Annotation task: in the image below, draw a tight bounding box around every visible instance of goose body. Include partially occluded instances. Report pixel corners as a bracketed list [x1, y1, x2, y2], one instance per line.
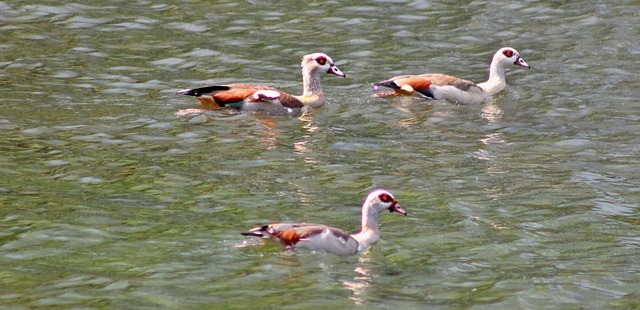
[374, 47, 530, 104]
[177, 53, 345, 115]
[241, 189, 407, 255]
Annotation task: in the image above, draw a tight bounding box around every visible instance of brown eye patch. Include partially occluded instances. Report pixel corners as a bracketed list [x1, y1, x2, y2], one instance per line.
[315, 56, 327, 66]
[379, 193, 393, 203]
[502, 49, 514, 58]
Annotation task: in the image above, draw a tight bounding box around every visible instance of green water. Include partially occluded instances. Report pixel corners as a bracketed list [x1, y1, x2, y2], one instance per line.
[1, 0, 639, 308]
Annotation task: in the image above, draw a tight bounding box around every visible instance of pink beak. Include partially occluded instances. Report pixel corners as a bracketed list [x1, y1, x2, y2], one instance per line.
[515, 56, 530, 69]
[328, 64, 346, 77]
[388, 202, 407, 215]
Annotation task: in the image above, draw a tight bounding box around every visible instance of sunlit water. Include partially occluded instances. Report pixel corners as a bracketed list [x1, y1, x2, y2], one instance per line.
[1, 0, 639, 308]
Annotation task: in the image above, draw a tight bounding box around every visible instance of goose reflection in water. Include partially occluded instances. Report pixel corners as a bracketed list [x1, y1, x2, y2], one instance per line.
[481, 102, 503, 124]
[340, 252, 374, 306]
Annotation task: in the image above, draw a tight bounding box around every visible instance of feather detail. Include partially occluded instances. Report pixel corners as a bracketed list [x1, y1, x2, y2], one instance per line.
[374, 47, 529, 104]
[241, 189, 407, 255]
[177, 53, 344, 114]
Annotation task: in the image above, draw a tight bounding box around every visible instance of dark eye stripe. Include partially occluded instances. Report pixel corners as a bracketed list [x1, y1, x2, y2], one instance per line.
[502, 49, 514, 58]
[316, 56, 327, 66]
[379, 193, 394, 203]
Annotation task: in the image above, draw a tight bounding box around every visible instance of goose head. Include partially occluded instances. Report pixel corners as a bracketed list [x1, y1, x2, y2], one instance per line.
[364, 189, 407, 216]
[495, 47, 530, 69]
[302, 53, 346, 78]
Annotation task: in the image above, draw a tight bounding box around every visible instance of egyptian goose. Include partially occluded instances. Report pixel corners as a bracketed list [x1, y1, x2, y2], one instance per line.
[176, 53, 345, 115]
[241, 189, 407, 255]
[374, 47, 530, 105]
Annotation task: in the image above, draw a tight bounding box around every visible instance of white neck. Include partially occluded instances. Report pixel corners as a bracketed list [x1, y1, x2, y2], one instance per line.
[476, 58, 507, 96]
[302, 66, 324, 96]
[351, 205, 380, 250]
[295, 66, 325, 108]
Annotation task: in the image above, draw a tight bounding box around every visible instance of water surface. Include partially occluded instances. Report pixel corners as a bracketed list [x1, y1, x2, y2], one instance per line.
[1, 0, 639, 308]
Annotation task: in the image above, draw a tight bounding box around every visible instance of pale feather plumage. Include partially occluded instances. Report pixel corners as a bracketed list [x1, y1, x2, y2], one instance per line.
[177, 53, 345, 115]
[241, 189, 407, 255]
[374, 47, 530, 105]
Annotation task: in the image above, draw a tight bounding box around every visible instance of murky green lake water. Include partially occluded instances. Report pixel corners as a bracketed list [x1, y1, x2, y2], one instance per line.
[1, 0, 639, 308]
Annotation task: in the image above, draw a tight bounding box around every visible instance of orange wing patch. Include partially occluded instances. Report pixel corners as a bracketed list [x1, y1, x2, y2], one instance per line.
[278, 229, 302, 246]
[195, 96, 220, 108]
[419, 74, 476, 91]
[211, 88, 257, 104]
[276, 225, 326, 247]
[418, 74, 457, 85]
[227, 84, 275, 91]
[393, 77, 432, 94]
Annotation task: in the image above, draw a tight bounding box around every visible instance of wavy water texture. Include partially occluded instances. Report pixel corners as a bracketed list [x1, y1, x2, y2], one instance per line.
[1, 0, 639, 308]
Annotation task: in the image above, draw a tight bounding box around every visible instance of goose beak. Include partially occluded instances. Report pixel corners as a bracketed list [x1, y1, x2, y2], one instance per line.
[388, 202, 407, 215]
[515, 56, 530, 69]
[328, 64, 346, 77]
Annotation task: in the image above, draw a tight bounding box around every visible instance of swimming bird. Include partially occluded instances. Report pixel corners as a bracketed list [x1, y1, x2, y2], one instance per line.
[177, 53, 345, 115]
[374, 47, 530, 104]
[241, 189, 407, 255]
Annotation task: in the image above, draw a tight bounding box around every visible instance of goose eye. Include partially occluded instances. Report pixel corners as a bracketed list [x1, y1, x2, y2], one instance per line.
[315, 56, 327, 66]
[502, 49, 514, 58]
[378, 193, 393, 203]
